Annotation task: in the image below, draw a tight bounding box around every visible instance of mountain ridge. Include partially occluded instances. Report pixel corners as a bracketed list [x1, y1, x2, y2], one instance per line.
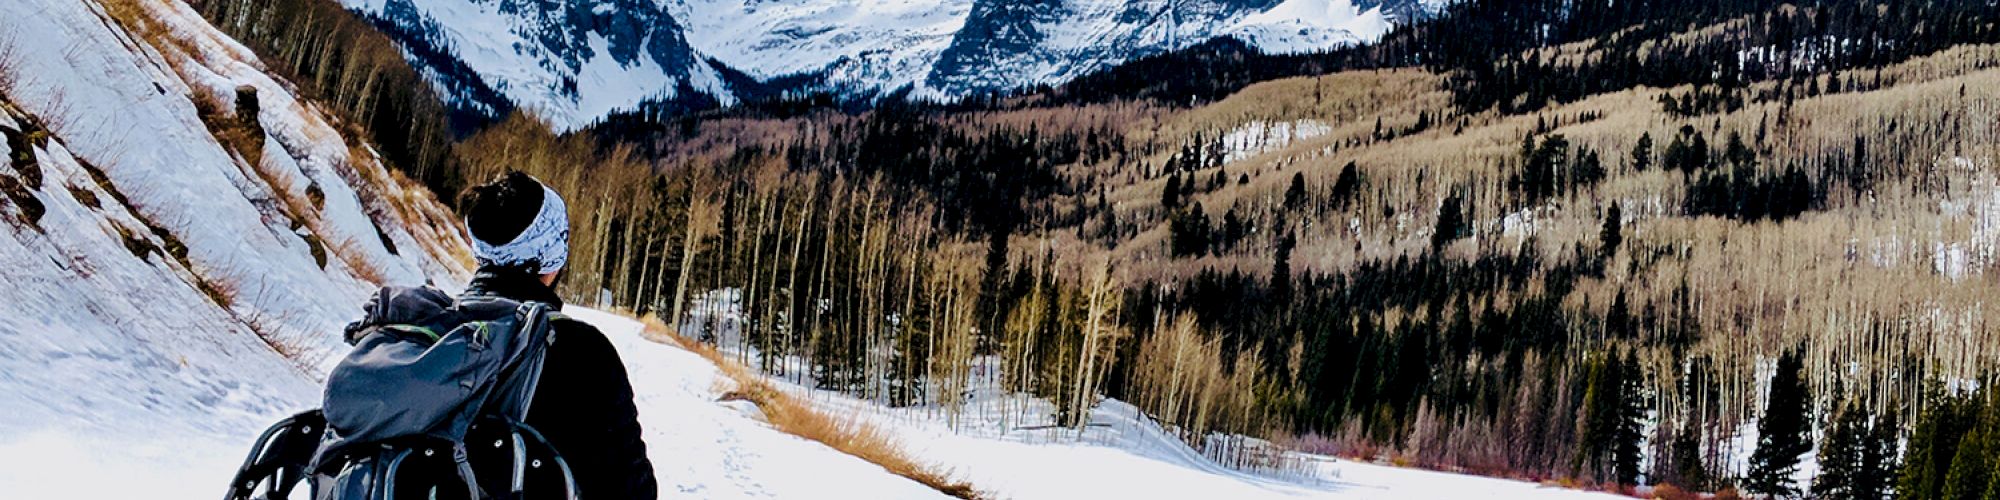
[345, 0, 1430, 130]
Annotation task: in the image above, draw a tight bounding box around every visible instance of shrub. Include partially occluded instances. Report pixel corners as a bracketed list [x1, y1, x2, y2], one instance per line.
[66, 183, 100, 210]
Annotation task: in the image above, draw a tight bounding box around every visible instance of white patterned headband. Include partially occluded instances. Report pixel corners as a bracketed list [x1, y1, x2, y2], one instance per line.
[468, 184, 570, 273]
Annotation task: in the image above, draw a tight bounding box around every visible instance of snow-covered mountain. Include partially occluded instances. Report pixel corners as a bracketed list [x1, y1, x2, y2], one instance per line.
[346, 0, 1429, 130]
[347, 0, 730, 128]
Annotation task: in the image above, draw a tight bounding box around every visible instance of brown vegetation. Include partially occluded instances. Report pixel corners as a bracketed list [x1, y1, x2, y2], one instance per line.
[639, 316, 983, 499]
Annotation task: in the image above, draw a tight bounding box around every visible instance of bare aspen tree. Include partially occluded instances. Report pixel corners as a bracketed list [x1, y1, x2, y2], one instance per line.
[1070, 259, 1127, 433]
[667, 171, 717, 334]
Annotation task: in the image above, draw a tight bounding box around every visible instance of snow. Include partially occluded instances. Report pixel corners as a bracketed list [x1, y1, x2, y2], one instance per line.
[671, 0, 975, 94]
[375, 0, 593, 123]
[348, 0, 1400, 126]
[675, 289, 1623, 499]
[0, 0, 459, 494]
[575, 33, 679, 123]
[642, 312, 1632, 500]
[340, 0, 730, 130]
[0, 0, 471, 357]
[1225, 0, 1391, 55]
[1222, 119, 1335, 163]
[570, 309, 957, 500]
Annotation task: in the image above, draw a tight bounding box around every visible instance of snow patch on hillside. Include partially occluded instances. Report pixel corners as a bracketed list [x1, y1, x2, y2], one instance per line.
[1223, 119, 1334, 163]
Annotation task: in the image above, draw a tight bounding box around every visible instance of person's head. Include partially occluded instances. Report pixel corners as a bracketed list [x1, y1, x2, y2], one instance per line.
[459, 171, 570, 285]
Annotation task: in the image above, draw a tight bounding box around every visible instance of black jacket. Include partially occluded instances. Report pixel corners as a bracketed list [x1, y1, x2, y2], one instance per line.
[463, 268, 659, 500]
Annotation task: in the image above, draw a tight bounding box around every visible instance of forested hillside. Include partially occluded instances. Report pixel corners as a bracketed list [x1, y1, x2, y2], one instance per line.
[192, 0, 2000, 496]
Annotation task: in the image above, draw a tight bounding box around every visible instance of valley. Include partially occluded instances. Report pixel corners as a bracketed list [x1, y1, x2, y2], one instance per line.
[4, 0, 2000, 498]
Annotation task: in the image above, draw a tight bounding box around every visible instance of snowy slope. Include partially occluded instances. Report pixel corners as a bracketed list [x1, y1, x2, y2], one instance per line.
[676, 290, 1627, 499]
[607, 313, 1628, 500]
[0, 0, 467, 495]
[801, 392, 1630, 500]
[691, 345, 1632, 500]
[346, 0, 1414, 129]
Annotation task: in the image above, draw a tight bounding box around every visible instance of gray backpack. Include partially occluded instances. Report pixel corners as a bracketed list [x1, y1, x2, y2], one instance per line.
[224, 286, 579, 500]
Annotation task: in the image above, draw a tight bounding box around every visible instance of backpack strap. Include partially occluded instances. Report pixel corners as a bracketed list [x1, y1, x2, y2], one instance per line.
[484, 301, 556, 423]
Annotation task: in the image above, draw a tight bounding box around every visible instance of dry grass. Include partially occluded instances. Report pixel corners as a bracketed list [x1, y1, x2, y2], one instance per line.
[1649, 483, 1700, 500]
[325, 236, 387, 285]
[194, 273, 236, 308]
[637, 315, 984, 499]
[92, 0, 204, 63]
[193, 85, 267, 167]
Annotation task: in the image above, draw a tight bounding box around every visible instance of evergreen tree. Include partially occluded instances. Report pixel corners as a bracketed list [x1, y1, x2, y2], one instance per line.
[1745, 351, 1811, 497]
[1724, 131, 1756, 172]
[974, 224, 1012, 352]
[1664, 129, 1691, 174]
[1857, 410, 1901, 500]
[1272, 230, 1296, 307]
[1330, 161, 1360, 209]
[1574, 351, 1641, 484]
[1606, 290, 1633, 340]
[1631, 132, 1654, 172]
[1901, 396, 1973, 500]
[1665, 126, 1711, 175]
[1169, 202, 1213, 257]
[1220, 207, 1246, 252]
[1940, 427, 1990, 500]
[1689, 131, 1711, 174]
[1988, 458, 2000, 500]
[1575, 354, 1617, 477]
[1600, 202, 1623, 258]
[1431, 190, 1466, 251]
[1285, 172, 1309, 210]
[1612, 351, 1645, 485]
[1666, 422, 1709, 490]
[1163, 173, 1182, 209]
[1814, 401, 1868, 499]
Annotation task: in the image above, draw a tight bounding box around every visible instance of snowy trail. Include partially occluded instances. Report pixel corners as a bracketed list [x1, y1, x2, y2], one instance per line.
[570, 308, 951, 499]
[0, 307, 948, 499]
[756, 361, 1631, 500]
[600, 310, 1630, 500]
[1, 305, 1631, 499]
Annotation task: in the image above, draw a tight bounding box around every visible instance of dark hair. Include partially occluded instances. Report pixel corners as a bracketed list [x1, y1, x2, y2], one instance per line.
[457, 171, 545, 246]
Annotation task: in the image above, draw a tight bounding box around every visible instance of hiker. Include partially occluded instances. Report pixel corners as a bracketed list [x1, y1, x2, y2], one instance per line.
[456, 171, 658, 499]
